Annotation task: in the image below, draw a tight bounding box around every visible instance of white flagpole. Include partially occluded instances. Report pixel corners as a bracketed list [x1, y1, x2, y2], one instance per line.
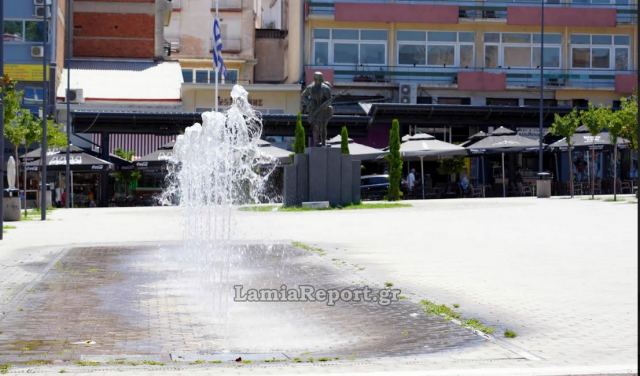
[214, 0, 219, 112]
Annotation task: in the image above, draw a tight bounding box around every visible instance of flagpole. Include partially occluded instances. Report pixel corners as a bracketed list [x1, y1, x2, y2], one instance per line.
[214, 0, 219, 112]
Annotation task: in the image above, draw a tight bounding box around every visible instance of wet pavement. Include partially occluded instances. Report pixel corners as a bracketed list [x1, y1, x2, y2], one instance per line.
[0, 243, 483, 364]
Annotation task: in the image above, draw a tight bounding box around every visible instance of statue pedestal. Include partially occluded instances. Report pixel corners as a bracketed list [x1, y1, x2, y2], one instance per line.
[283, 147, 361, 207]
[3, 190, 21, 221]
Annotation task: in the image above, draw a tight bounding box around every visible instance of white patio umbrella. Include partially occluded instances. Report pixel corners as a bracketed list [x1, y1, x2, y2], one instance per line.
[326, 135, 387, 161]
[400, 133, 467, 199]
[256, 139, 292, 165]
[467, 126, 541, 198]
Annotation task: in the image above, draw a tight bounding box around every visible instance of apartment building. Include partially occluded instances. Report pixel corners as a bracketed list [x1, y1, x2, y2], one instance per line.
[165, 0, 302, 114]
[305, 0, 638, 146]
[2, 0, 64, 115]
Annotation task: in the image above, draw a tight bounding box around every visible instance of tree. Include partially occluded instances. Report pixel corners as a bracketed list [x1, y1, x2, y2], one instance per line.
[4, 110, 28, 188]
[618, 95, 638, 153]
[2, 78, 25, 188]
[386, 119, 403, 201]
[114, 148, 135, 162]
[340, 126, 349, 155]
[550, 109, 580, 197]
[580, 104, 608, 199]
[293, 113, 306, 154]
[607, 107, 625, 201]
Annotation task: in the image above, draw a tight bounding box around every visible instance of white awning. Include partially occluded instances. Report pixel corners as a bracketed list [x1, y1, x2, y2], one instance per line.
[57, 60, 183, 102]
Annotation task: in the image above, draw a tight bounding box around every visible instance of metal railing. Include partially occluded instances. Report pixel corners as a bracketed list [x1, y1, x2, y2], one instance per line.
[308, 0, 637, 23]
[305, 64, 636, 89]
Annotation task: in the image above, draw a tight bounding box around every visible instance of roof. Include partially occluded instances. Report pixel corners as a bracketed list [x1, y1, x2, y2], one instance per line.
[57, 61, 183, 102]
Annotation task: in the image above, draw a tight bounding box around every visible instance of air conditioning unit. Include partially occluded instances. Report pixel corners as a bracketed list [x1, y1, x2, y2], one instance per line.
[34, 5, 51, 18]
[33, 0, 45, 5]
[399, 83, 417, 104]
[31, 46, 44, 58]
[66, 89, 85, 104]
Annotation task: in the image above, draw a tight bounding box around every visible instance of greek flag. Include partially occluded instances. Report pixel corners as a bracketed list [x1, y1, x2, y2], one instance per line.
[212, 17, 226, 83]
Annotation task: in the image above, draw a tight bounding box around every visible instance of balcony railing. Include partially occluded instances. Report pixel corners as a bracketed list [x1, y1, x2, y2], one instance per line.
[305, 64, 636, 90]
[308, 0, 637, 23]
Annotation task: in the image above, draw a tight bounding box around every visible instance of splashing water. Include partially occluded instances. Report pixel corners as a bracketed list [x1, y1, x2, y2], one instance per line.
[161, 85, 277, 348]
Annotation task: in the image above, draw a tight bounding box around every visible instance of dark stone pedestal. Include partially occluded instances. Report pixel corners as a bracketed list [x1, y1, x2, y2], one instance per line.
[283, 147, 361, 207]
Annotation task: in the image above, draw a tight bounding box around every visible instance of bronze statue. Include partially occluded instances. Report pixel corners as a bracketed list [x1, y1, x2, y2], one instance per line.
[301, 72, 333, 146]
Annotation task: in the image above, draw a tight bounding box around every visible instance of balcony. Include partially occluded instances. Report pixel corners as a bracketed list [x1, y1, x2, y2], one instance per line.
[308, 1, 637, 24]
[304, 64, 634, 91]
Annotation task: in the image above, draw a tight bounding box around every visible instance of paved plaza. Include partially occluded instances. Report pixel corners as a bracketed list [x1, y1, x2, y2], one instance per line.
[0, 197, 637, 375]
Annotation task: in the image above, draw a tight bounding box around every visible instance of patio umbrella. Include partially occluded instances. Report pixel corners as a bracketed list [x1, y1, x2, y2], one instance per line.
[256, 139, 292, 165]
[462, 131, 489, 196]
[548, 126, 630, 198]
[135, 141, 175, 169]
[25, 152, 113, 172]
[326, 135, 387, 161]
[20, 145, 84, 162]
[467, 126, 541, 198]
[460, 130, 488, 147]
[547, 125, 630, 150]
[400, 133, 467, 199]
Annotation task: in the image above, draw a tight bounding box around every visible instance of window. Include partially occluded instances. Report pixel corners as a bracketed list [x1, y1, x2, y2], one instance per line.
[312, 28, 387, 66]
[484, 32, 562, 69]
[195, 70, 209, 83]
[3, 19, 45, 42]
[181, 68, 238, 84]
[486, 98, 519, 106]
[438, 97, 470, 105]
[570, 34, 630, 70]
[571, 0, 629, 4]
[523, 98, 558, 107]
[182, 69, 193, 83]
[397, 31, 475, 68]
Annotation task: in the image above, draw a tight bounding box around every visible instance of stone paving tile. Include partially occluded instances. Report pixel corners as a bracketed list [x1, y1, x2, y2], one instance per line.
[0, 244, 503, 365]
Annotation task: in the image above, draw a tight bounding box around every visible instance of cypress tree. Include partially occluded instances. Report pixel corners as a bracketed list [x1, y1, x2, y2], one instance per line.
[340, 126, 350, 155]
[386, 119, 403, 201]
[294, 113, 306, 154]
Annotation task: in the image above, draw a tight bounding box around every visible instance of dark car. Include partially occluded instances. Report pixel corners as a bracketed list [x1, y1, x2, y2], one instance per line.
[361, 174, 389, 200]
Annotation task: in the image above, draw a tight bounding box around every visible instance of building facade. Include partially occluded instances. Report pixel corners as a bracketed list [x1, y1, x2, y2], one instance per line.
[3, 0, 63, 115]
[165, 0, 302, 115]
[305, 0, 638, 145]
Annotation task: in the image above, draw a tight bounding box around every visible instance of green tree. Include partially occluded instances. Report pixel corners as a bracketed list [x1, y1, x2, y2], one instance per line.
[4, 110, 28, 188]
[580, 104, 608, 199]
[618, 96, 638, 153]
[340, 126, 349, 155]
[293, 113, 306, 154]
[2, 78, 25, 188]
[386, 119, 402, 201]
[550, 109, 580, 197]
[607, 107, 625, 201]
[114, 148, 135, 162]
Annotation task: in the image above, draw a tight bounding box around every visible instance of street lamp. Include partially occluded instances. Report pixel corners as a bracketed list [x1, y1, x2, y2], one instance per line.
[40, 0, 50, 220]
[1, 0, 5, 239]
[538, 0, 544, 174]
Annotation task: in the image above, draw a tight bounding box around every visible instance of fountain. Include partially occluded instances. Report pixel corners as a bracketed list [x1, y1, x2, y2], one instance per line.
[160, 85, 278, 346]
